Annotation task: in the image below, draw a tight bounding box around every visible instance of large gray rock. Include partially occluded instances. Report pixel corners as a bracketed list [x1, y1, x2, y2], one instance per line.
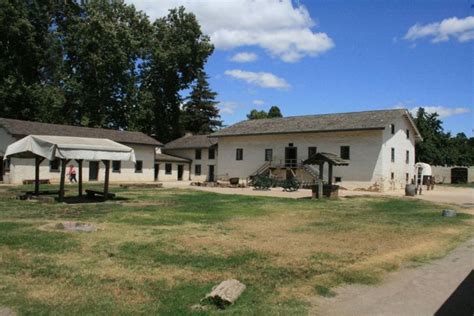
[441, 209, 457, 217]
[0, 307, 16, 316]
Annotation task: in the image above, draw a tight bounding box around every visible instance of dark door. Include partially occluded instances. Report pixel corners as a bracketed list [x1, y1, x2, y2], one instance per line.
[208, 165, 215, 182]
[154, 163, 159, 181]
[285, 147, 298, 168]
[451, 167, 468, 184]
[89, 161, 99, 181]
[177, 165, 184, 181]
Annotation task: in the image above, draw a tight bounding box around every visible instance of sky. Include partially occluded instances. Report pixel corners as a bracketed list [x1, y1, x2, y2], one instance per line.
[127, 0, 473, 136]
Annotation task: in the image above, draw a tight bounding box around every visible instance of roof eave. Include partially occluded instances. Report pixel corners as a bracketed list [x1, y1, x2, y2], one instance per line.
[212, 127, 385, 138]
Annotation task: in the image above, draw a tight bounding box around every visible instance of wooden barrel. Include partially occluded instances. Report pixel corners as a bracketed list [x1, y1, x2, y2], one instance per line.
[229, 177, 239, 185]
[405, 184, 416, 196]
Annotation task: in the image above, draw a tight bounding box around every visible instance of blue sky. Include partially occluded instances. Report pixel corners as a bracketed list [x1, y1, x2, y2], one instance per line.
[130, 0, 473, 136]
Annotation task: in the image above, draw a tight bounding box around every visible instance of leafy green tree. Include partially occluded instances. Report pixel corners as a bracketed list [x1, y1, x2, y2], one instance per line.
[268, 106, 283, 118]
[247, 106, 283, 120]
[136, 7, 214, 142]
[181, 72, 222, 134]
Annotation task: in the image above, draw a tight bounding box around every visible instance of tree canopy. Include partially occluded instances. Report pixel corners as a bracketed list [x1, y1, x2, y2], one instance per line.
[0, 0, 220, 143]
[247, 106, 283, 120]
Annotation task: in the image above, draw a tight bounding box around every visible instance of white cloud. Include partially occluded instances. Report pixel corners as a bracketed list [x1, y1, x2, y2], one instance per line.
[219, 101, 239, 115]
[404, 16, 474, 43]
[224, 69, 290, 89]
[409, 106, 471, 118]
[127, 0, 334, 62]
[230, 52, 258, 63]
[252, 99, 265, 105]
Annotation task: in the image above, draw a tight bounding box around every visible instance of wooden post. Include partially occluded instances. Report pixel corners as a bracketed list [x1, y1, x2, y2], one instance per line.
[318, 162, 324, 199]
[34, 156, 41, 195]
[103, 160, 110, 200]
[77, 159, 83, 197]
[328, 164, 333, 186]
[59, 159, 67, 202]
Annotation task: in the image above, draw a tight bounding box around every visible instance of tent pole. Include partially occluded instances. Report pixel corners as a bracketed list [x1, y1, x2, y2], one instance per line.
[59, 159, 67, 202]
[103, 160, 110, 200]
[34, 156, 40, 195]
[77, 159, 83, 197]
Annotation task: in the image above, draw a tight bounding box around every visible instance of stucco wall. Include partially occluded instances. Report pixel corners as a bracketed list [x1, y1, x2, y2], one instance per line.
[382, 116, 417, 190]
[155, 161, 189, 182]
[431, 166, 474, 183]
[164, 147, 218, 182]
[216, 130, 386, 190]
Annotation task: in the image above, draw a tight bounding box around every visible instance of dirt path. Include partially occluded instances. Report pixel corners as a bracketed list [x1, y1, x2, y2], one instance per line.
[311, 238, 474, 316]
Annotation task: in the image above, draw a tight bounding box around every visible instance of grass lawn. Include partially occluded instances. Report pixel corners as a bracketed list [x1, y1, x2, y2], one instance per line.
[0, 185, 473, 315]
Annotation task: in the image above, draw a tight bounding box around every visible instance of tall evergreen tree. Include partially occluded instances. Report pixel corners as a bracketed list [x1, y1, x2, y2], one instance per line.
[181, 72, 222, 134]
[268, 106, 283, 118]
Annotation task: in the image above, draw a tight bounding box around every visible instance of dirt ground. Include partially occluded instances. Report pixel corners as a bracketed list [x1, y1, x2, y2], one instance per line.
[311, 237, 474, 316]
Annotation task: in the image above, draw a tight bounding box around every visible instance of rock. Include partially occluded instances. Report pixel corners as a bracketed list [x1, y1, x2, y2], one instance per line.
[55, 221, 98, 232]
[0, 307, 16, 316]
[442, 209, 457, 217]
[203, 279, 246, 309]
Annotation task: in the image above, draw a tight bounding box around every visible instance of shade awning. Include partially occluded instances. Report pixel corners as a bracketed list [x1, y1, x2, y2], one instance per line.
[303, 152, 349, 166]
[4, 135, 136, 162]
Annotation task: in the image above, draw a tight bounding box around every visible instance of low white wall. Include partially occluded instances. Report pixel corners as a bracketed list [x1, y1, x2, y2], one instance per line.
[164, 148, 217, 182]
[432, 165, 474, 183]
[155, 161, 189, 182]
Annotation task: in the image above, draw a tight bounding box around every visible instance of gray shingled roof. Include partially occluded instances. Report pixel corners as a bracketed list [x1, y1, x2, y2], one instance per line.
[0, 117, 162, 146]
[155, 153, 191, 162]
[212, 109, 422, 139]
[164, 134, 218, 149]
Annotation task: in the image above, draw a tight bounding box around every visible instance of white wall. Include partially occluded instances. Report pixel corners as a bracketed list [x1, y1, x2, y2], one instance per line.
[164, 147, 218, 182]
[155, 161, 190, 182]
[216, 130, 386, 190]
[432, 166, 474, 183]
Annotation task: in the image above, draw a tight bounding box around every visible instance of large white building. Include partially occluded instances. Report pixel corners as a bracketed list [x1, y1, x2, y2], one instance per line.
[211, 109, 422, 191]
[0, 118, 161, 184]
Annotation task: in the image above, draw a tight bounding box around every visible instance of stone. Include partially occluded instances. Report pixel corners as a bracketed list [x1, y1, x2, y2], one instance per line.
[0, 307, 16, 316]
[441, 209, 457, 217]
[55, 221, 98, 232]
[203, 279, 246, 309]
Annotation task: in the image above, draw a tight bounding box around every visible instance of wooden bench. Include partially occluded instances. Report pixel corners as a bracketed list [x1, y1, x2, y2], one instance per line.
[85, 189, 116, 199]
[23, 179, 50, 185]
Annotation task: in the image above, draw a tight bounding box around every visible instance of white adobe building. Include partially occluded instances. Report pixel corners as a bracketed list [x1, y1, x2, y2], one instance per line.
[211, 109, 422, 191]
[0, 118, 161, 184]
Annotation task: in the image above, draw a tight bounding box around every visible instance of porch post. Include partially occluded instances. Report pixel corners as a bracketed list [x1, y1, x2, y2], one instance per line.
[318, 162, 324, 199]
[77, 159, 83, 197]
[103, 160, 110, 200]
[328, 164, 333, 186]
[59, 159, 67, 202]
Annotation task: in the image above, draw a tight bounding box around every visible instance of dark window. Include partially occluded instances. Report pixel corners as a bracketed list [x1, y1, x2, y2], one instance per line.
[335, 177, 342, 182]
[112, 161, 121, 173]
[406, 150, 410, 164]
[236, 148, 243, 161]
[195, 164, 201, 175]
[391, 172, 395, 180]
[4, 158, 11, 172]
[340, 146, 350, 160]
[49, 159, 60, 172]
[135, 160, 143, 173]
[195, 149, 202, 160]
[391, 148, 395, 162]
[208, 148, 215, 160]
[288, 143, 294, 147]
[265, 149, 273, 161]
[165, 163, 172, 174]
[308, 146, 317, 158]
[390, 124, 395, 134]
[406, 129, 410, 139]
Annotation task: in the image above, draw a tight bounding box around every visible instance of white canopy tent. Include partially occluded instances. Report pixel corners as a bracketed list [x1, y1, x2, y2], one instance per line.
[4, 135, 136, 201]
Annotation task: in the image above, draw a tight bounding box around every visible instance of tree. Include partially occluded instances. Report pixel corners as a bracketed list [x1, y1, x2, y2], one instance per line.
[247, 106, 283, 120]
[181, 72, 222, 134]
[136, 7, 214, 142]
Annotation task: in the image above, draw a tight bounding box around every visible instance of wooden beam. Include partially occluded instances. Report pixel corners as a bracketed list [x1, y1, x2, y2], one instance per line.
[328, 164, 333, 186]
[77, 159, 83, 197]
[103, 160, 110, 200]
[318, 162, 324, 199]
[59, 159, 67, 202]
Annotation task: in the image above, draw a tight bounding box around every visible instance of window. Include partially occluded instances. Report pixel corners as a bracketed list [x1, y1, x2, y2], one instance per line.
[288, 143, 294, 147]
[195, 149, 202, 160]
[390, 124, 395, 134]
[340, 146, 350, 160]
[135, 160, 143, 173]
[112, 161, 121, 173]
[391, 172, 395, 180]
[308, 147, 317, 158]
[406, 129, 410, 139]
[208, 148, 215, 160]
[165, 163, 172, 174]
[236, 148, 243, 160]
[4, 158, 11, 172]
[195, 164, 201, 175]
[49, 159, 60, 172]
[406, 150, 410, 164]
[265, 149, 273, 161]
[391, 148, 395, 162]
[335, 177, 342, 182]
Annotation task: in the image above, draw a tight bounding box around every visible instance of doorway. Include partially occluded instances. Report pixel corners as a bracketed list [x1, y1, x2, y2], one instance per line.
[89, 161, 99, 181]
[208, 165, 215, 182]
[285, 146, 298, 168]
[177, 165, 184, 181]
[451, 167, 468, 184]
[154, 163, 159, 181]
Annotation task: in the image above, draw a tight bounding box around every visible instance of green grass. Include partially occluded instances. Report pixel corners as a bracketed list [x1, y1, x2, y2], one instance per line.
[0, 185, 472, 315]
